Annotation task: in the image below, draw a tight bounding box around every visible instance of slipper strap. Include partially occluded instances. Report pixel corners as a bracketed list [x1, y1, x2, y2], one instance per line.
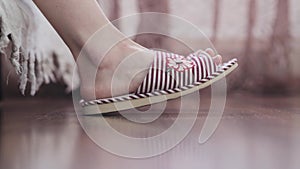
[135, 51, 217, 94]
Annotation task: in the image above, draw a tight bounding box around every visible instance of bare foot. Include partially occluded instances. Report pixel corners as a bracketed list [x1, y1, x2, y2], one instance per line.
[79, 43, 223, 100]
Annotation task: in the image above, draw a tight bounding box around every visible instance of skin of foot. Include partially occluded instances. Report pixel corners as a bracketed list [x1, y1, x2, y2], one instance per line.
[78, 42, 223, 100]
[32, 0, 223, 100]
[78, 40, 155, 100]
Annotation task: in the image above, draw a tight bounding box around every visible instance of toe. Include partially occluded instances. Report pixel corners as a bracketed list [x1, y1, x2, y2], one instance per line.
[213, 54, 222, 65]
[205, 48, 215, 57]
[194, 49, 204, 55]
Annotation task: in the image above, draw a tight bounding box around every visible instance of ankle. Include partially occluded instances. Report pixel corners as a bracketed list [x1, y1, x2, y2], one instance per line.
[71, 31, 144, 60]
[68, 22, 114, 56]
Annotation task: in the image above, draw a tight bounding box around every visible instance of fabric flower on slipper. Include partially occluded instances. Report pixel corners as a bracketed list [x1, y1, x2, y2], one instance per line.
[166, 55, 195, 72]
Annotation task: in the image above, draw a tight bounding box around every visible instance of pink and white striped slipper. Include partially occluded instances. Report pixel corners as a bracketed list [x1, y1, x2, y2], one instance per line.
[80, 51, 238, 115]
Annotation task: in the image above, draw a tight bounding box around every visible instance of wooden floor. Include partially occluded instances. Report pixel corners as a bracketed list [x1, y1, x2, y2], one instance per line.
[0, 92, 300, 169]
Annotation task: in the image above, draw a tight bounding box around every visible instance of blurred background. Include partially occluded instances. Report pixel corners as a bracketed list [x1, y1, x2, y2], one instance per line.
[1, 0, 300, 98]
[105, 0, 300, 94]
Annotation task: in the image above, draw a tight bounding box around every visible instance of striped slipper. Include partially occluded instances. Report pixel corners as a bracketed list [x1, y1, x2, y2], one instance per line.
[80, 51, 238, 115]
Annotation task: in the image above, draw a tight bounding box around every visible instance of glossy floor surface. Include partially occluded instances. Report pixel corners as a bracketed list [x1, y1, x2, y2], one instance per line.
[1, 92, 300, 169]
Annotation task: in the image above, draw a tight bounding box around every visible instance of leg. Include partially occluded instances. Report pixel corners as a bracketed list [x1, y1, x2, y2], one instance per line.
[32, 0, 222, 100]
[32, 0, 145, 58]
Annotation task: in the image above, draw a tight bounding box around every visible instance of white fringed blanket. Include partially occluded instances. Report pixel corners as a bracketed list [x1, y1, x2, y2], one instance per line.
[0, 0, 79, 95]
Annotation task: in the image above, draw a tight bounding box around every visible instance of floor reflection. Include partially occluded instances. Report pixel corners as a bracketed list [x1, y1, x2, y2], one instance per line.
[0, 93, 300, 169]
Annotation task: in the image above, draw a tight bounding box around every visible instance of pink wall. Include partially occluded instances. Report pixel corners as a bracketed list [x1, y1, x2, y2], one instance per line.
[101, 0, 300, 93]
